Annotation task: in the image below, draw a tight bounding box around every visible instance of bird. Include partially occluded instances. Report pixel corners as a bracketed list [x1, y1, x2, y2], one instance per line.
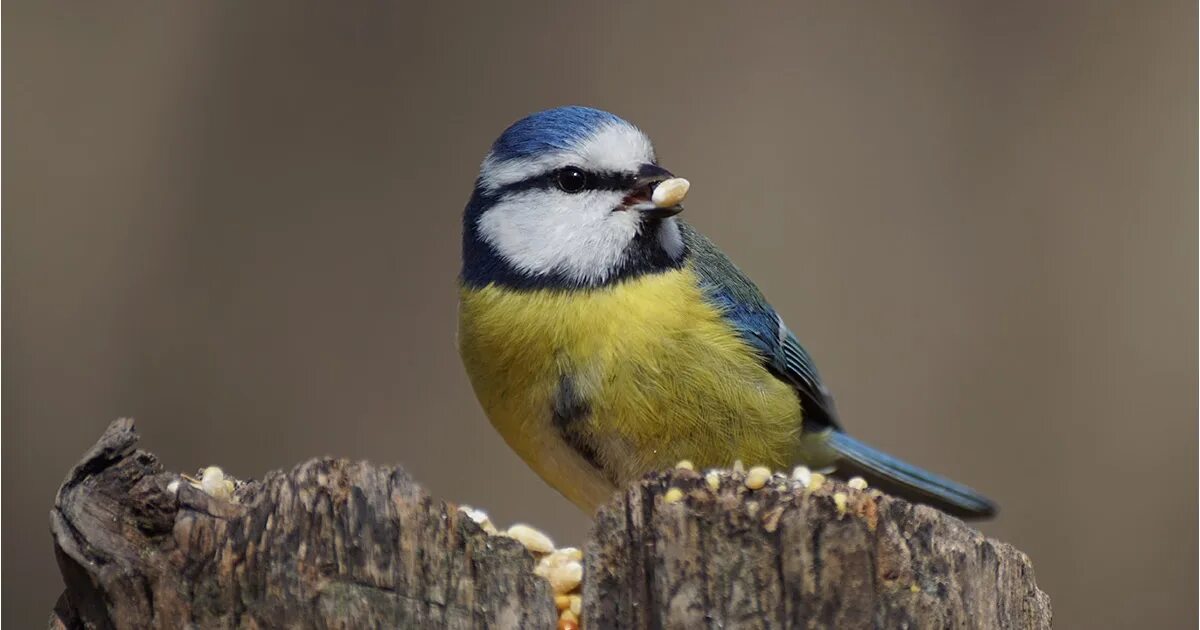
[457, 106, 995, 519]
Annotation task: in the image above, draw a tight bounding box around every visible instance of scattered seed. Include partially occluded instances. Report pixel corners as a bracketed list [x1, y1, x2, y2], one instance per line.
[458, 505, 498, 534]
[506, 524, 555, 554]
[705, 471, 721, 492]
[534, 556, 553, 579]
[807, 472, 826, 491]
[549, 561, 583, 594]
[535, 548, 573, 580]
[200, 467, 233, 501]
[458, 505, 486, 523]
[744, 466, 772, 490]
[791, 466, 812, 487]
[558, 608, 580, 630]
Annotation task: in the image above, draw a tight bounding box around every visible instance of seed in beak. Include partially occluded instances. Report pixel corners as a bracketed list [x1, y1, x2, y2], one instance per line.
[652, 178, 690, 208]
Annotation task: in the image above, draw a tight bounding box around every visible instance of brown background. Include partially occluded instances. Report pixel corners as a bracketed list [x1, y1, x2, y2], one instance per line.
[5, 2, 1196, 627]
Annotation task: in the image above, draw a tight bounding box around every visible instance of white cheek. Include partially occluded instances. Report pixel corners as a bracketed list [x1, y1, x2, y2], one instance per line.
[477, 190, 640, 284]
[659, 218, 684, 260]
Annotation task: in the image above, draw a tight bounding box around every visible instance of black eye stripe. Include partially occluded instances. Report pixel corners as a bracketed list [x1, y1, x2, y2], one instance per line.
[496, 168, 636, 196]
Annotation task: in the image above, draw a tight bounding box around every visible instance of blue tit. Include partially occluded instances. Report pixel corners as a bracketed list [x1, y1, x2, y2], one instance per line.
[457, 106, 995, 519]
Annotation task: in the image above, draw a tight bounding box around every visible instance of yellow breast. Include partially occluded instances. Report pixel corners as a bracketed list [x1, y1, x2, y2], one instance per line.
[458, 266, 803, 512]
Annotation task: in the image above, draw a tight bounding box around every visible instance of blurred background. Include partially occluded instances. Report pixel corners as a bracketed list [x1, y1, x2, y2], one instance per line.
[5, 2, 1195, 627]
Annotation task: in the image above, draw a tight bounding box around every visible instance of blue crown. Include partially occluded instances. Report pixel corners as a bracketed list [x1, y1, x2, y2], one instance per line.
[489, 106, 630, 162]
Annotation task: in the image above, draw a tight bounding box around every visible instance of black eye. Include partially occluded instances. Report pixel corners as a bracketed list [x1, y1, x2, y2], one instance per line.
[555, 167, 589, 194]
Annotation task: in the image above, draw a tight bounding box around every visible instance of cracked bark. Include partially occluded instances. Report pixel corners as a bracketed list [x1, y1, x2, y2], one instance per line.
[49, 419, 1050, 629]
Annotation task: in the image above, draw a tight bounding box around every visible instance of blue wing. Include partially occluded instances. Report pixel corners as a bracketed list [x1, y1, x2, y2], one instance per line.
[678, 223, 999, 518]
[681, 223, 842, 432]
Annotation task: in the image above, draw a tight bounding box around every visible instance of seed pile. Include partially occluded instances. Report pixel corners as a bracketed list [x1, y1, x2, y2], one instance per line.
[458, 508, 584, 629]
[660, 460, 870, 511]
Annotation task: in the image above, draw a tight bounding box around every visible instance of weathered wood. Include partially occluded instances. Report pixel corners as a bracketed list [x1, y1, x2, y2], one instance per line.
[49, 419, 556, 629]
[585, 470, 1051, 629]
[50, 420, 1051, 629]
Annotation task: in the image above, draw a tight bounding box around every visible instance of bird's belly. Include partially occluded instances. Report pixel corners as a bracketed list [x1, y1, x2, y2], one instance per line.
[458, 268, 802, 511]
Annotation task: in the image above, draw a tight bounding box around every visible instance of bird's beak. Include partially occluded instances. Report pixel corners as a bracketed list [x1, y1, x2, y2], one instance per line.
[627, 164, 690, 219]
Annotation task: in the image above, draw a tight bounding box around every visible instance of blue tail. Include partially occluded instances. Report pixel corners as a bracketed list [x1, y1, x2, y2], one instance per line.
[826, 432, 996, 519]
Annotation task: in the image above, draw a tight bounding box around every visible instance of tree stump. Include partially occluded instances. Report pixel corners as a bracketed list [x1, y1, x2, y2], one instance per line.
[49, 419, 1051, 628]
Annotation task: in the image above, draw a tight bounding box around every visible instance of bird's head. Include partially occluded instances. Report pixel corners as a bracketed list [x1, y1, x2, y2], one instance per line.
[461, 106, 690, 289]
